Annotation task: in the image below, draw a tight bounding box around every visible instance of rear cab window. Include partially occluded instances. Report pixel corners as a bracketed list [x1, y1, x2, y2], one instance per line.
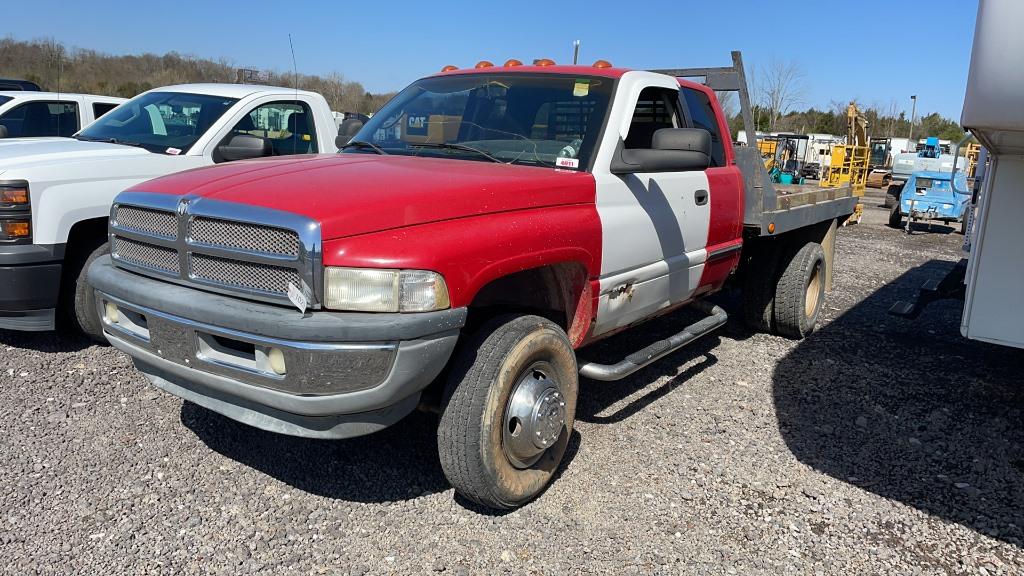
[679, 87, 726, 167]
[92, 102, 119, 119]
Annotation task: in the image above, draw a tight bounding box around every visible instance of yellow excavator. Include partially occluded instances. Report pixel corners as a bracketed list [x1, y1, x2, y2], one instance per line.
[821, 102, 870, 223]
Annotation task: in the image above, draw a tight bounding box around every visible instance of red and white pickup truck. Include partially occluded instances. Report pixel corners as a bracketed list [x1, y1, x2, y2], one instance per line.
[88, 53, 856, 509]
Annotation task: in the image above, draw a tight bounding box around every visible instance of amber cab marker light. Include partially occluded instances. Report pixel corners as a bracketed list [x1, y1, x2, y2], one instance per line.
[533, 58, 556, 67]
[593, 59, 613, 68]
[440, 65, 458, 72]
[768, 222, 776, 234]
[503, 59, 523, 67]
[475, 60, 494, 69]
[0, 187, 28, 205]
[2, 220, 30, 239]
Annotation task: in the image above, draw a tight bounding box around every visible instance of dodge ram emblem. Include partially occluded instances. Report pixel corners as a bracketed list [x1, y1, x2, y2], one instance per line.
[176, 200, 188, 215]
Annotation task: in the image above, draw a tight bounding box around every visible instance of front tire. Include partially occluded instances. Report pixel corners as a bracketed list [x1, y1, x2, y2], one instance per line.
[773, 243, 826, 339]
[888, 203, 903, 228]
[438, 314, 578, 509]
[61, 241, 109, 344]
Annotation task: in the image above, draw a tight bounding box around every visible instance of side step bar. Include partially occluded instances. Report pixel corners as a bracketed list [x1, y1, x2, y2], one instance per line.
[578, 301, 728, 381]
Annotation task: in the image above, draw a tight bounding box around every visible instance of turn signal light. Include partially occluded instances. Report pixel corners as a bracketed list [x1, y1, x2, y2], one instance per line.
[503, 59, 523, 67]
[440, 65, 458, 72]
[0, 186, 28, 205]
[475, 60, 494, 68]
[533, 58, 556, 66]
[593, 59, 613, 68]
[1, 219, 30, 240]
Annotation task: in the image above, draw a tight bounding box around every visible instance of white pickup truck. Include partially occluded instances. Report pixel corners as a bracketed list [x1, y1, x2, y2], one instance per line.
[0, 83, 340, 338]
[0, 92, 126, 139]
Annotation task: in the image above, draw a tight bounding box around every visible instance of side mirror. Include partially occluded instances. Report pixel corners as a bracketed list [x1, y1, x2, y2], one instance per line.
[217, 134, 271, 162]
[0, 125, 8, 139]
[335, 118, 364, 149]
[610, 128, 712, 174]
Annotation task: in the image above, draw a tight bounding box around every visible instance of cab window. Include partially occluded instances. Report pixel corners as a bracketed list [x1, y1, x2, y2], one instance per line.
[625, 87, 681, 149]
[226, 101, 318, 157]
[0, 100, 79, 137]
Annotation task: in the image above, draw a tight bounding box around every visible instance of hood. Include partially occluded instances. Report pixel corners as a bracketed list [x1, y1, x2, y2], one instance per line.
[0, 137, 151, 171]
[131, 154, 597, 240]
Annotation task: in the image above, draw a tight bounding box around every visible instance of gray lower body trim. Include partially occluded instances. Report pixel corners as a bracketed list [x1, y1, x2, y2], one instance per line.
[142, 358, 423, 440]
[0, 308, 56, 331]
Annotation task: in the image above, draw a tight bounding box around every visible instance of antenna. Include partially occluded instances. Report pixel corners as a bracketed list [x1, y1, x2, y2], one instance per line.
[573, 40, 580, 65]
[55, 46, 63, 136]
[288, 33, 299, 100]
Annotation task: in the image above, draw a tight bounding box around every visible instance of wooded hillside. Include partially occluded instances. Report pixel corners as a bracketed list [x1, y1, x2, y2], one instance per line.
[0, 38, 395, 113]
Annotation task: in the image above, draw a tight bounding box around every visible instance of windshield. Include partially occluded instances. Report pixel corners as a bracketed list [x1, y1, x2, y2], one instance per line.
[915, 177, 950, 191]
[77, 91, 238, 154]
[347, 73, 614, 170]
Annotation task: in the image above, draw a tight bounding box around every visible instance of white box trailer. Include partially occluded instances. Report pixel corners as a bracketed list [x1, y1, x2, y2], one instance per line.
[958, 0, 1024, 349]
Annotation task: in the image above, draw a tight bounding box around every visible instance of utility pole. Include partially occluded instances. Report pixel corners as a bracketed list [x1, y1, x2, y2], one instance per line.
[908, 94, 917, 143]
[573, 40, 580, 65]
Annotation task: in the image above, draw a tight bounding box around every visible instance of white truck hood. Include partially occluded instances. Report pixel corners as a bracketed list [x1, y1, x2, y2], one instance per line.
[0, 138, 153, 171]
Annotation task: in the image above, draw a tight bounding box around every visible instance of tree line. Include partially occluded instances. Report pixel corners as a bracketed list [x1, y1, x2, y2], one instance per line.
[0, 37, 396, 114]
[720, 58, 966, 142]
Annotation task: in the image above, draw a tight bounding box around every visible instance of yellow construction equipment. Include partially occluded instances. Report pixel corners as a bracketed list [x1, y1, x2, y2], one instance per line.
[820, 102, 870, 223]
[965, 142, 982, 179]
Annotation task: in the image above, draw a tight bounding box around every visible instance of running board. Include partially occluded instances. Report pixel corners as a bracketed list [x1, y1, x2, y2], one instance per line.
[578, 301, 728, 381]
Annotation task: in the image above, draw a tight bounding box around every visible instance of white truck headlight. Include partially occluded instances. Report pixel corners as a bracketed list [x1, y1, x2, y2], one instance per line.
[323, 267, 450, 312]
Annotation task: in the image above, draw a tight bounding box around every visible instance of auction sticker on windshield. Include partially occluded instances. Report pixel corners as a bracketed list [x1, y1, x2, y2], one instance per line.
[556, 157, 579, 169]
[573, 79, 590, 97]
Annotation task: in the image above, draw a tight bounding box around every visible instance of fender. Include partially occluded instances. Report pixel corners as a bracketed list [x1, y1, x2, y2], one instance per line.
[322, 204, 603, 343]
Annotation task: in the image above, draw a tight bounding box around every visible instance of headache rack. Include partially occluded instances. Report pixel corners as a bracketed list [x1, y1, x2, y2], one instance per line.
[651, 51, 857, 236]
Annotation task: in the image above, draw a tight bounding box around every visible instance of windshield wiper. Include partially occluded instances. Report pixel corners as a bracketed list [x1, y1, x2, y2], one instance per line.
[408, 142, 503, 164]
[341, 140, 388, 155]
[75, 134, 145, 148]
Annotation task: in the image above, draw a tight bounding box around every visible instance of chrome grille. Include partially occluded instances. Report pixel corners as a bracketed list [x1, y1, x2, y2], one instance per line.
[190, 254, 300, 295]
[108, 193, 319, 307]
[189, 217, 300, 257]
[112, 236, 180, 274]
[113, 206, 177, 238]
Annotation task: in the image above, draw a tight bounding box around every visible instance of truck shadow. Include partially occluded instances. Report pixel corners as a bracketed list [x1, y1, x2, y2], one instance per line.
[180, 402, 452, 503]
[901, 222, 958, 235]
[0, 328, 93, 353]
[180, 400, 583, 508]
[772, 259, 1024, 546]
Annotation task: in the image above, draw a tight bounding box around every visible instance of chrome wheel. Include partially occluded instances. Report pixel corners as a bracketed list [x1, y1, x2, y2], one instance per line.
[502, 362, 566, 469]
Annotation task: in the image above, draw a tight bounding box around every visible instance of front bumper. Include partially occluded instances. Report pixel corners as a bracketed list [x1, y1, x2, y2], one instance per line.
[0, 244, 65, 331]
[901, 198, 962, 221]
[88, 256, 466, 439]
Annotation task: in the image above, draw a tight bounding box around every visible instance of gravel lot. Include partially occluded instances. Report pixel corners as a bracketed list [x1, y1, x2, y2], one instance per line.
[2, 188, 1022, 575]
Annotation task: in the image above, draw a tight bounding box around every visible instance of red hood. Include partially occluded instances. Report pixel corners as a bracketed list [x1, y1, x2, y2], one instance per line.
[130, 154, 596, 240]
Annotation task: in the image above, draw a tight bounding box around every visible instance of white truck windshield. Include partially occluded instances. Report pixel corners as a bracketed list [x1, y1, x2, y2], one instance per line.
[77, 92, 238, 154]
[347, 74, 614, 170]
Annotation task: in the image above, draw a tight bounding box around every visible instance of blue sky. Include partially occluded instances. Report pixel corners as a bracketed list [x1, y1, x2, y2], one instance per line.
[5, 0, 978, 119]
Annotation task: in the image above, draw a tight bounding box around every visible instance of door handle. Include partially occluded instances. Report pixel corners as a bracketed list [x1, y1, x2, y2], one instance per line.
[695, 189, 709, 206]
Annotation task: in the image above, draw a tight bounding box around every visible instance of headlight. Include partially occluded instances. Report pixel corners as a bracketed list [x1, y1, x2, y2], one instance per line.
[0, 183, 29, 207]
[323, 267, 450, 312]
[942, 203, 954, 209]
[0, 181, 30, 242]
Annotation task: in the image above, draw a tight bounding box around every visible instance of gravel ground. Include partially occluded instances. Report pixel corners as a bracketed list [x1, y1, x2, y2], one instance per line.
[2, 188, 1022, 575]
